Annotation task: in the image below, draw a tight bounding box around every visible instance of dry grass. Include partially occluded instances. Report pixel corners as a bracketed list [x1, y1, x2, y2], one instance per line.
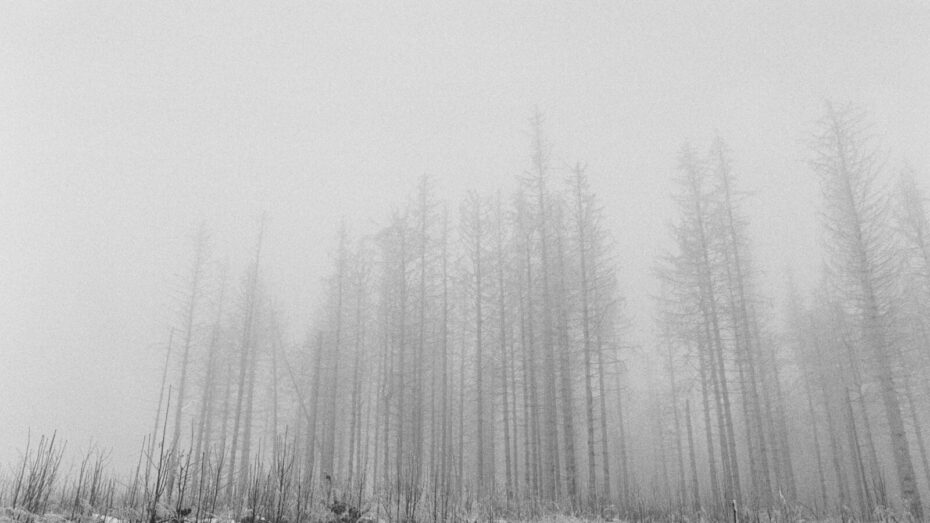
[1, 431, 921, 523]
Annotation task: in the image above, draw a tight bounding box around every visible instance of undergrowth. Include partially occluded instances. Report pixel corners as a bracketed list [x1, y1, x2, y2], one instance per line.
[0, 430, 921, 523]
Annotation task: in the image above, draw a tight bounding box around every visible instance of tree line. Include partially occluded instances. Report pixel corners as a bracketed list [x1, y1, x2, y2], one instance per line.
[156, 104, 930, 520]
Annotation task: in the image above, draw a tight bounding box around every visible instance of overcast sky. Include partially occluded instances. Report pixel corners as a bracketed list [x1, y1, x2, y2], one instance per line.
[2, 2, 929, 470]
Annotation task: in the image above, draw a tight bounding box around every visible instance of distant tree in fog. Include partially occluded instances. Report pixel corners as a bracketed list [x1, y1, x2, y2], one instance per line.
[810, 102, 922, 518]
[137, 105, 930, 521]
[226, 218, 265, 502]
[893, 166, 930, 490]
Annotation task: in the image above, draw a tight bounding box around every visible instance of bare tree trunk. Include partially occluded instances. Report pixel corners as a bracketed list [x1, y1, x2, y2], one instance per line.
[457, 313, 465, 499]
[170, 229, 207, 496]
[305, 332, 325, 489]
[239, 294, 261, 497]
[904, 375, 930, 496]
[615, 370, 630, 506]
[518, 267, 537, 497]
[270, 315, 281, 457]
[439, 207, 451, 507]
[685, 399, 701, 512]
[195, 271, 227, 479]
[217, 356, 232, 478]
[707, 329, 732, 503]
[802, 372, 829, 512]
[322, 226, 347, 482]
[153, 330, 176, 460]
[708, 304, 741, 504]
[528, 111, 561, 500]
[595, 329, 611, 503]
[414, 179, 429, 492]
[766, 335, 797, 501]
[380, 306, 392, 496]
[227, 219, 264, 504]
[510, 324, 521, 499]
[867, 296, 920, 516]
[394, 220, 408, 506]
[517, 203, 541, 497]
[347, 257, 366, 488]
[697, 339, 721, 507]
[496, 194, 513, 499]
[714, 143, 770, 506]
[371, 334, 387, 498]
[656, 392, 671, 503]
[731, 327, 759, 506]
[666, 343, 687, 508]
[464, 194, 487, 494]
[292, 349, 307, 473]
[572, 165, 597, 506]
[820, 377, 850, 511]
[554, 213, 577, 506]
[844, 387, 869, 515]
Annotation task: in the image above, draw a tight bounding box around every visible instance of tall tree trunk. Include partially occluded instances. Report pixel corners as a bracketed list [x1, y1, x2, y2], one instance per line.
[509, 323, 521, 499]
[707, 303, 740, 504]
[467, 196, 486, 494]
[457, 313, 465, 499]
[439, 208, 450, 502]
[305, 332, 325, 489]
[528, 112, 561, 500]
[496, 194, 513, 499]
[715, 143, 770, 505]
[414, 179, 429, 491]
[697, 338, 721, 507]
[595, 329, 611, 502]
[153, 330, 175, 462]
[239, 296, 261, 497]
[323, 227, 347, 482]
[394, 221, 408, 504]
[803, 371, 829, 512]
[217, 356, 232, 481]
[518, 210, 541, 497]
[685, 399, 701, 512]
[195, 271, 227, 478]
[707, 326, 733, 504]
[170, 229, 207, 496]
[554, 214, 577, 505]
[656, 392, 671, 503]
[270, 317, 281, 457]
[347, 260, 365, 488]
[765, 333, 797, 501]
[904, 375, 930, 496]
[615, 370, 630, 506]
[227, 219, 264, 504]
[666, 343, 687, 507]
[820, 376, 850, 511]
[844, 387, 869, 515]
[573, 165, 597, 505]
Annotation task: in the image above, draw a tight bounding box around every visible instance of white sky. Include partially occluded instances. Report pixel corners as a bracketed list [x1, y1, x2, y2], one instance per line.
[1, 1, 928, 470]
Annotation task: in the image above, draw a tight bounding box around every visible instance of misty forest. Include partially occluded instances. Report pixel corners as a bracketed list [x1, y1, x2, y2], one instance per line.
[6, 103, 930, 523]
[4, 5, 930, 523]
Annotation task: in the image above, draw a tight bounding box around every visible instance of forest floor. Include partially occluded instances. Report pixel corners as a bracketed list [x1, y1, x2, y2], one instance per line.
[2, 506, 911, 522]
[0, 511, 886, 523]
[0, 515, 634, 523]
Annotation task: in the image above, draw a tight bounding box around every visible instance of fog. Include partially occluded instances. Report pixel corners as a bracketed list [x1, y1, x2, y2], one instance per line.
[2, 2, 930, 520]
